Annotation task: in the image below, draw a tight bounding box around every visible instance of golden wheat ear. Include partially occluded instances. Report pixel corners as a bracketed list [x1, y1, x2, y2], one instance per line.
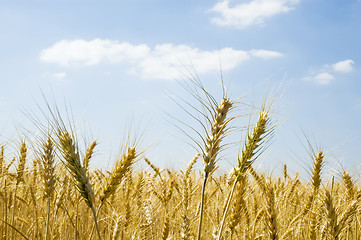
[217, 106, 273, 240]
[39, 137, 55, 240]
[16, 142, 27, 185]
[198, 95, 235, 240]
[57, 130, 102, 240]
[40, 137, 55, 199]
[58, 130, 95, 207]
[100, 146, 137, 203]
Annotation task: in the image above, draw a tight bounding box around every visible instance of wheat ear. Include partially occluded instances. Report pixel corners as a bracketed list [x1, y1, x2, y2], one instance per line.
[144, 157, 161, 178]
[40, 137, 55, 240]
[58, 131, 95, 207]
[100, 146, 136, 203]
[283, 164, 288, 180]
[88, 146, 136, 240]
[16, 142, 27, 185]
[57, 130, 101, 240]
[342, 171, 355, 200]
[217, 109, 271, 240]
[324, 189, 337, 239]
[83, 140, 97, 174]
[281, 150, 324, 238]
[198, 97, 233, 240]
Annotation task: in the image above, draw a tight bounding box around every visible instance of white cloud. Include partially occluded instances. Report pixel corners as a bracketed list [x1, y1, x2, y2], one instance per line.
[304, 59, 355, 85]
[313, 72, 335, 85]
[136, 45, 251, 80]
[209, 0, 300, 29]
[40, 39, 150, 67]
[40, 39, 283, 80]
[250, 49, 284, 59]
[332, 59, 354, 73]
[303, 72, 335, 85]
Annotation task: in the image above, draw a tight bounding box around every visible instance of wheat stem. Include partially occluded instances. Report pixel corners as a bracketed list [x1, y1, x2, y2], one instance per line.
[197, 172, 209, 240]
[216, 178, 237, 240]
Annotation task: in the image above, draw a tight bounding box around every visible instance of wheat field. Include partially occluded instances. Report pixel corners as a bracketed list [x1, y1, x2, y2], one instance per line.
[0, 83, 359, 240]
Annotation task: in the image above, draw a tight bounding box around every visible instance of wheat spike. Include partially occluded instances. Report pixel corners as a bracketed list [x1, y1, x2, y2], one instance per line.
[203, 97, 233, 173]
[83, 140, 97, 173]
[144, 157, 161, 178]
[324, 189, 337, 239]
[57, 130, 102, 240]
[0, 145, 4, 175]
[101, 146, 136, 203]
[58, 130, 95, 207]
[40, 137, 56, 240]
[41, 137, 56, 199]
[311, 151, 324, 191]
[342, 171, 354, 200]
[224, 108, 272, 237]
[283, 164, 288, 180]
[16, 142, 27, 184]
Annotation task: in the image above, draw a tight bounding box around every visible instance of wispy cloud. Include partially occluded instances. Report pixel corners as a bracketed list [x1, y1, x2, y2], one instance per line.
[303, 72, 335, 85]
[44, 71, 67, 80]
[303, 59, 355, 85]
[40, 39, 150, 67]
[209, 0, 300, 29]
[332, 59, 354, 73]
[40, 39, 283, 80]
[250, 49, 284, 58]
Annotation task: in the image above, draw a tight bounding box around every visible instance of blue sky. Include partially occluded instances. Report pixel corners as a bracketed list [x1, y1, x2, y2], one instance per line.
[1, 0, 360, 178]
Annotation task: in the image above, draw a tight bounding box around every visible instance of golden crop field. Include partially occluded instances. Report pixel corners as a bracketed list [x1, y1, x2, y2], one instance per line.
[0, 82, 359, 240]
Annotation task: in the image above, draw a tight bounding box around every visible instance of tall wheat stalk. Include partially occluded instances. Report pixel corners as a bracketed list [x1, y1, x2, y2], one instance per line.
[57, 130, 101, 240]
[181, 153, 199, 240]
[87, 145, 137, 239]
[11, 142, 27, 240]
[217, 108, 272, 239]
[40, 137, 55, 240]
[197, 96, 233, 240]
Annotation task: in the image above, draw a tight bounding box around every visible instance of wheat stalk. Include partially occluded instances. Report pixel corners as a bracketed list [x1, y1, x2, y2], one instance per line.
[265, 183, 278, 240]
[11, 142, 27, 240]
[0, 146, 4, 176]
[40, 137, 55, 240]
[198, 96, 233, 240]
[181, 153, 199, 240]
[217, 108, 272, 240]
[281, 150, 324, 239]
[57, 130, 101, 240]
